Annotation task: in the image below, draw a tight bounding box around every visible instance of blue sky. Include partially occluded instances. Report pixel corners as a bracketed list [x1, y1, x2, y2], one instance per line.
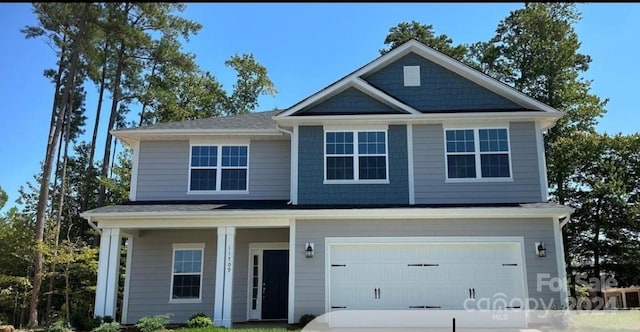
[0, 3, 638, 212]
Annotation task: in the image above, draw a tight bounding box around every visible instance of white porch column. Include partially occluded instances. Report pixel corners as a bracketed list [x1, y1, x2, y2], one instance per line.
[94, 228, 122, 319]
[121, 236, 134, 324]
[214, 227, 236, 328]
[622, 290, 628, 309]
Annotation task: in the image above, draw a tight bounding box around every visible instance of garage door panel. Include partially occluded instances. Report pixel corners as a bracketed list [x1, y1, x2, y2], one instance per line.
[329, 242, 525, 313]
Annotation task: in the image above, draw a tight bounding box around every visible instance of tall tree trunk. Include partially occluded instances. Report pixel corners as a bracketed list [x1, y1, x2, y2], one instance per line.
[97, 39, 126, 207]
[89, 41, 109, 166]
[45, 92, 74, 321]
[28, 4, 90, 327]
[84, 41, 110, 212]
[138, 63, 157, 126]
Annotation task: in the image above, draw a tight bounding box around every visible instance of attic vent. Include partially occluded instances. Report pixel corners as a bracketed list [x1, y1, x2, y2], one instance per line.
[403, 65, 421, 87]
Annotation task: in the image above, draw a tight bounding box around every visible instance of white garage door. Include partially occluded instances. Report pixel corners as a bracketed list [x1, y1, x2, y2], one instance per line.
[328, 241, 527, 327]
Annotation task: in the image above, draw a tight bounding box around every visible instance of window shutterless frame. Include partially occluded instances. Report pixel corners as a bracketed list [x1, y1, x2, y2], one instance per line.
[188, 143, 250, 193]
[169, 243, 205, 303]
[443, 127, 513, 182]
[323, 129, 390, 184]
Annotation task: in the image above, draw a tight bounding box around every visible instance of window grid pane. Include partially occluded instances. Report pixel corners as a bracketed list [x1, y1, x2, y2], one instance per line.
[191, 146, 217, 167]
[172, 275, 201, 299]
[358, 131, 386, 155]
[481, 154, 510, 177]
[190, 169, 216, 191]
[221, 169, 247, 190]
[479, 129, 509, 152]
[222, 146, 248, 166]
[447, 155, 476, 178]
[359, 156, 386, 180]
[326, 156, 354, 180]
[446, 130, 475, 153]
[326, 132, 354, 155]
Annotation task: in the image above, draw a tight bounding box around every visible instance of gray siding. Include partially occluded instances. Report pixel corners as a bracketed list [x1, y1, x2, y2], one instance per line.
[126, 228, 289, 324]
[413, 122, 543, 204]
[300, 87, 401, 115]
[294, 218, 560, 322]
[231, 228, 289, 322]
[297, 125, 409, 205]
[363, 52, 523, 111]
[126, 229, 217, 324]
[135, 140, 290, 200]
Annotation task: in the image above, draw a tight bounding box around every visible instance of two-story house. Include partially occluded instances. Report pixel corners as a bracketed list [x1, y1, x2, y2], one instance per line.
[81, 40, 573, 329]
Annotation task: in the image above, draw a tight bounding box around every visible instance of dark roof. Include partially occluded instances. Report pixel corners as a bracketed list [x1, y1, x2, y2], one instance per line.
[82, 200, 568, 215]
[116, 109, 283, 132]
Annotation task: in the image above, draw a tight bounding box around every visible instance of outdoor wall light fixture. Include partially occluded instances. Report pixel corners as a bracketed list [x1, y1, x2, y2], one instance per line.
[535, 242, 546, 257]
[305, 242, 315, 258]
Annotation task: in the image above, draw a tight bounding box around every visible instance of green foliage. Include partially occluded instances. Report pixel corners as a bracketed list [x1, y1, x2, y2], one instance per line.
[48, 320, 72, 332]
[135, 314, 171, 332]
[91, 321, 121, 332]
[223, 53, 277, 115]
[186, 313, 212, 328]
[380, 20, 467, 60]
[0, 186, 7, 209]
[298, 313, 316, 327]
[70, 311, 100, 332]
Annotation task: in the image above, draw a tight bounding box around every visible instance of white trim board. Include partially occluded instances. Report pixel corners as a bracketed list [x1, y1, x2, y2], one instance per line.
[245, 242, 289, 321]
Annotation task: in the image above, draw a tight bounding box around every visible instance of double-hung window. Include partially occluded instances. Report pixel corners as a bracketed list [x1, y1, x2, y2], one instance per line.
[325, 130, 388, 182]
[445, 128, 511, 180]
[170, 244, 204, 302]
[189, 144, 248, 192]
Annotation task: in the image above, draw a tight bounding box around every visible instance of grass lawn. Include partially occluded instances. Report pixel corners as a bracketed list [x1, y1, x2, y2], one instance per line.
[562, 310, 640, 332]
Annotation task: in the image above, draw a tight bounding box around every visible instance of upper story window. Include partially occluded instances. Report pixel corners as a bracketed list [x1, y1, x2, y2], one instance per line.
[170, 244, 204, 302]
[444, 128, 512, 181]
[324, 130, 388, 183]
[189, 144, 248, 192]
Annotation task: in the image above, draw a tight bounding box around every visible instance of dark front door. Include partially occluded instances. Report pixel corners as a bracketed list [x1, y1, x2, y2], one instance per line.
[261, 250, 289, 319]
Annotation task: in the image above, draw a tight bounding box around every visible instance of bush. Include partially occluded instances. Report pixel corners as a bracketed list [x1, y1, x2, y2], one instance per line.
[47, 320, 72, 332]
[92, 322, 121, 332]
[70, 311, 101, 332]
[186, 313, 212, 328]
[135, 314, 171, 332]
[298, 314, 316, 328]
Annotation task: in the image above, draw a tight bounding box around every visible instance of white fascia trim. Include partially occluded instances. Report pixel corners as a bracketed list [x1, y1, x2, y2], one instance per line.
[291, 126, 299, 205]
[535, 122, 550, 202]
[274, 112, 562, 127]
[121, 236, 134, 324]
[113, 130, 283, 148]
[407, 124, 415, 205]
[83, 206, 574, 226]
[128, 141, 140, 201]
[553, 217, 569, 308]
[277, 78, 357, 117]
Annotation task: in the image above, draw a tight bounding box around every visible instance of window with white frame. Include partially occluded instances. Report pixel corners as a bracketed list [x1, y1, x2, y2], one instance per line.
[325, 130, 388, 181]
[189, 145, 248, 191]
[171, 245, 204, 301]
[445, 128, 511, 180]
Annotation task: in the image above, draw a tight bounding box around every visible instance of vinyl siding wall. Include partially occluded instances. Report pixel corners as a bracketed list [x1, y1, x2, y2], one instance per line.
[135, 140, 290, 200]
[413, 121, 543, 204]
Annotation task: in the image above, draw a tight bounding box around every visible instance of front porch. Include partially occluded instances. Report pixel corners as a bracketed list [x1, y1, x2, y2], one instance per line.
[94, 225, 292, 328]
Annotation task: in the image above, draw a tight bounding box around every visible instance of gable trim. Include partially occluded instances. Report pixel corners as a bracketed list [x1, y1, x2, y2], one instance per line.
[277, 40, 561, 119]
[278, 77, 420, 117]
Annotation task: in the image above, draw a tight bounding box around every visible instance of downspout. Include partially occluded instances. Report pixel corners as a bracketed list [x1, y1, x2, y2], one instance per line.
[86, 216, 101, 234]
[560, 212, 572, 228]
[276, 125, 294, 205]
